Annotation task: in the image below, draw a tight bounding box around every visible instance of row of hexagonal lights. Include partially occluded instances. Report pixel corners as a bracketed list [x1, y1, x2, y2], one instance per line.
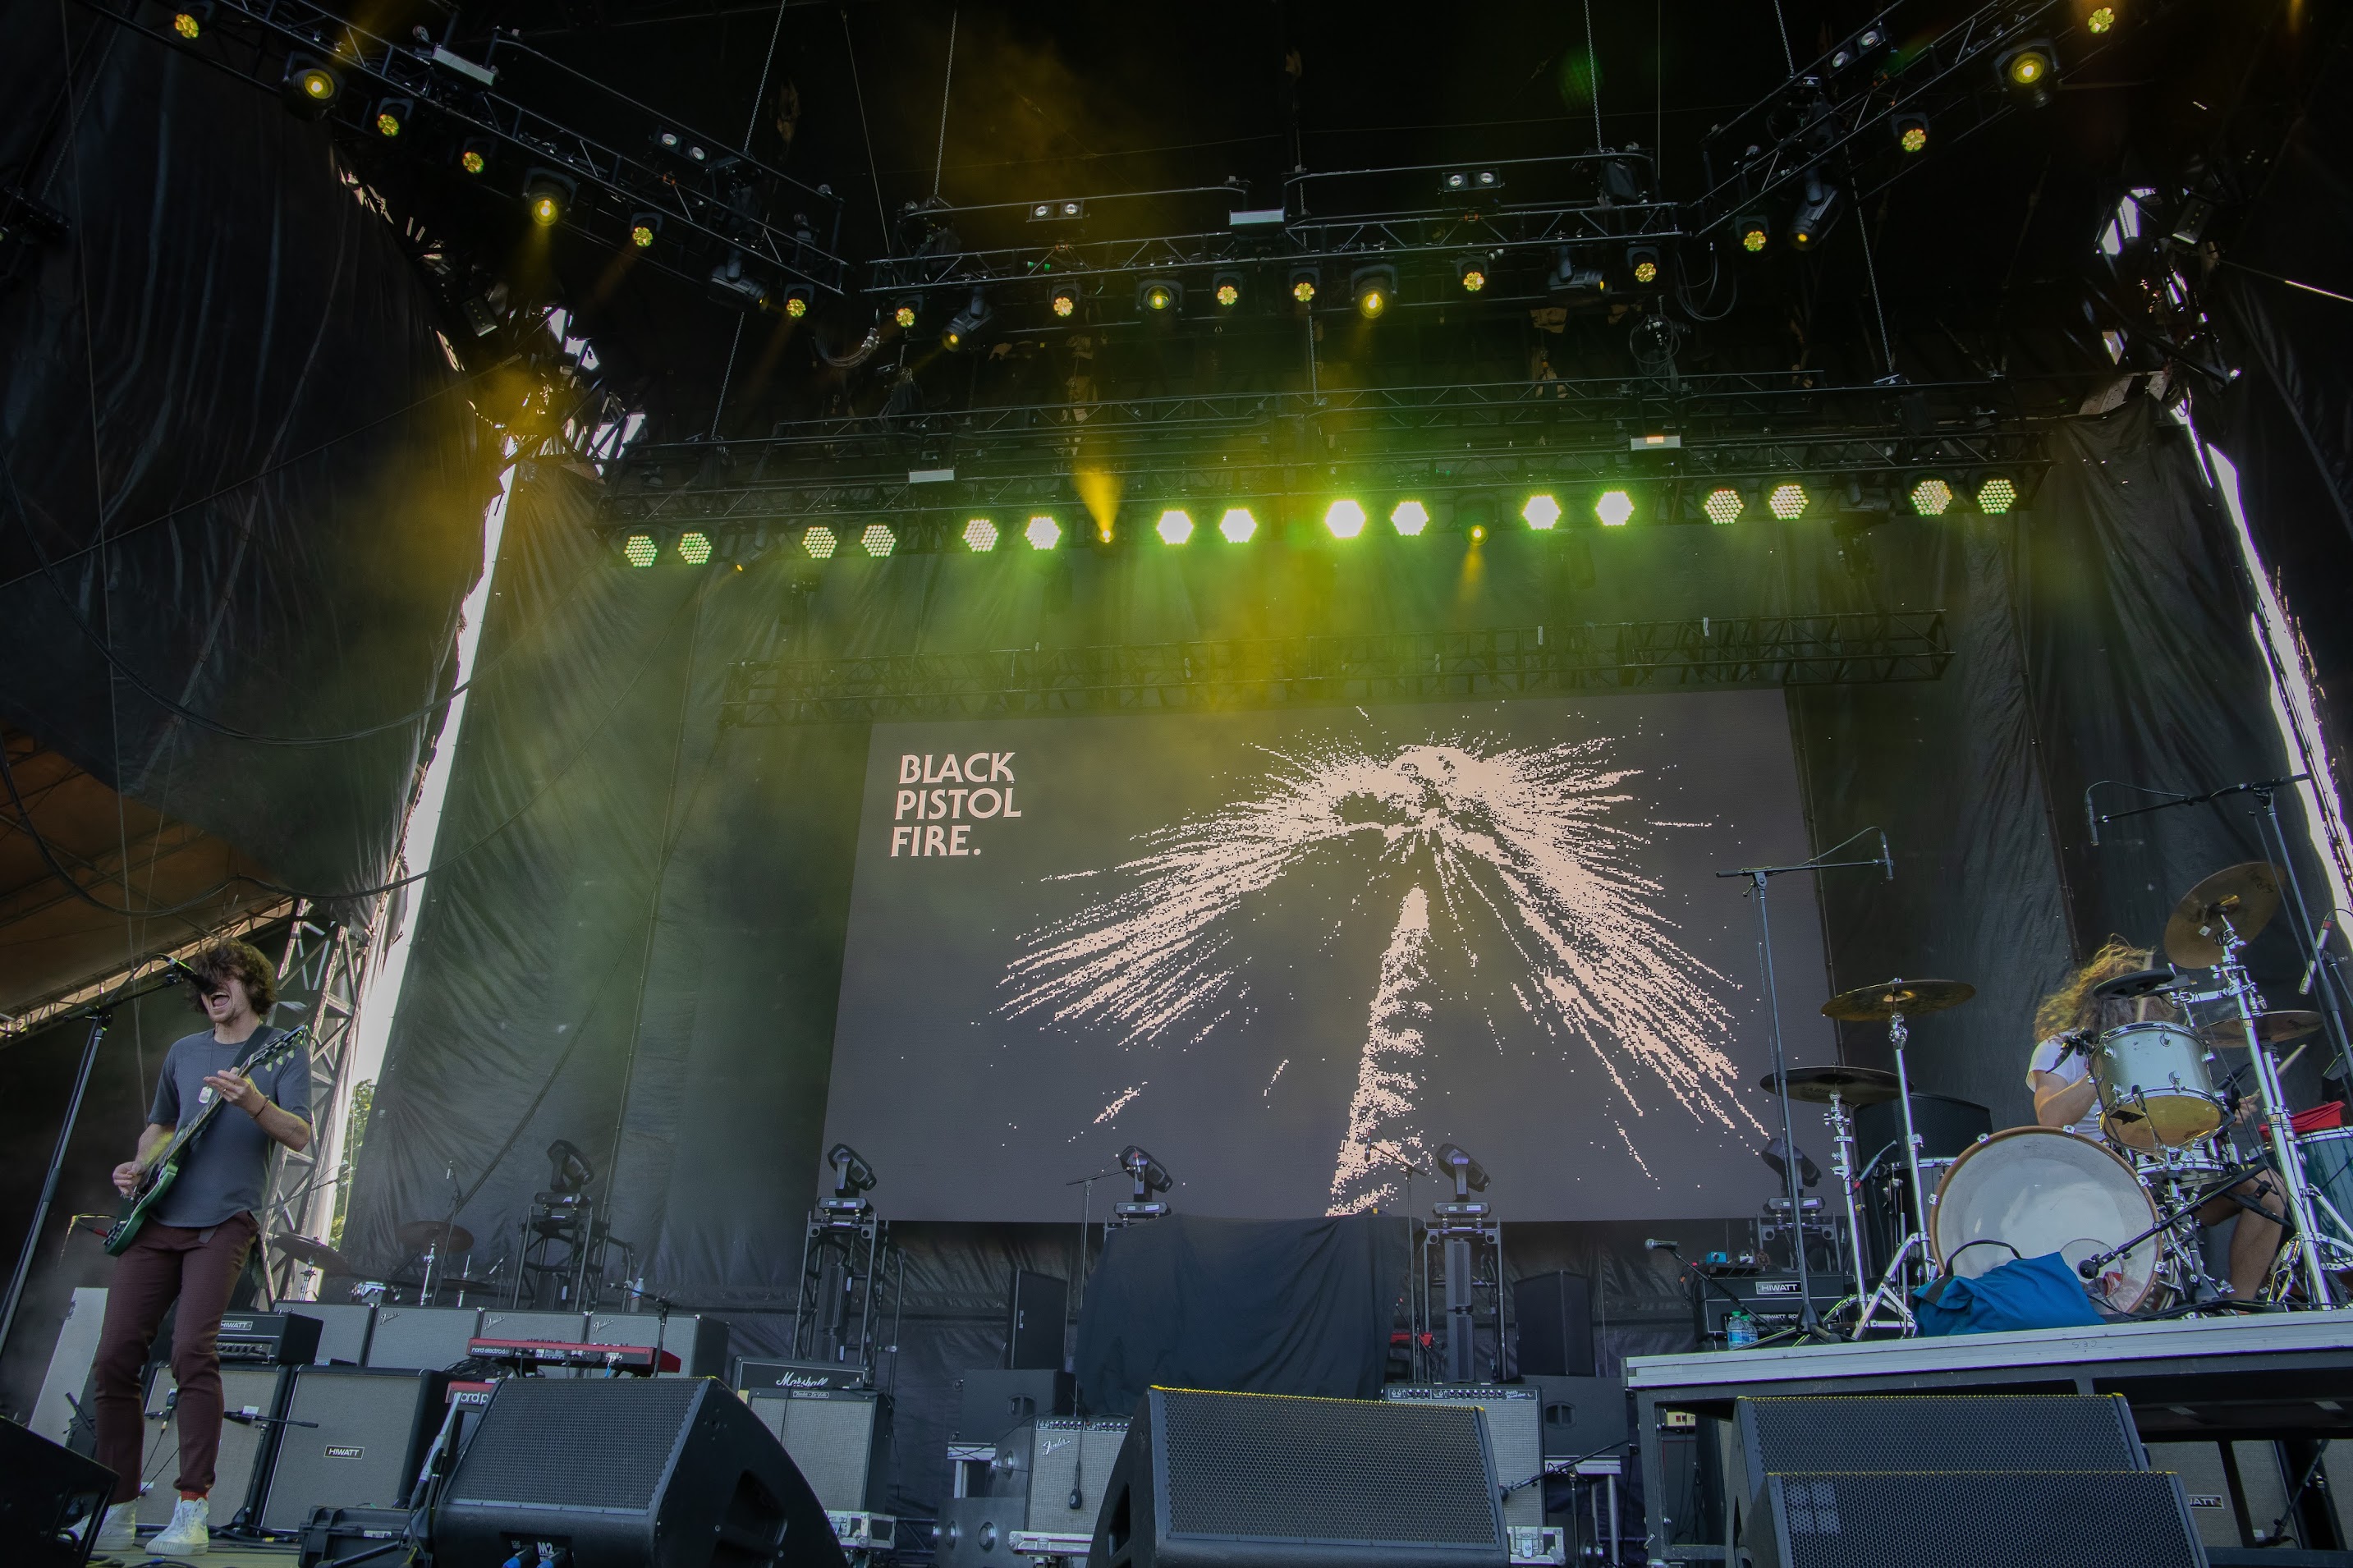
[619, 476, 2016, 566]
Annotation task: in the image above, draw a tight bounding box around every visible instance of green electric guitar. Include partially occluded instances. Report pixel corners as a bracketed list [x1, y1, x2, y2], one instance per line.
[103, 1024, 309, 1257]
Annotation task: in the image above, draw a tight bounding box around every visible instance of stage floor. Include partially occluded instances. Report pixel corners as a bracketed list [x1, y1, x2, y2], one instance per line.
[93, 1546, 297, 1566]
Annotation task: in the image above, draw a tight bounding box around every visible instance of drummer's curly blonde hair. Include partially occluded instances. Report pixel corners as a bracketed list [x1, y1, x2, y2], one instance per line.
[2032, 936, 2153, 1040]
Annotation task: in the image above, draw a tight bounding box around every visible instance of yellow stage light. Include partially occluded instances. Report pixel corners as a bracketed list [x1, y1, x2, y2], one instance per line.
[1461, 267, 1486, 292]
[1900, 122, 1928, 154]
[1633, 259, 1658, 284]
[1977, 476, 2018, 514]
[631, 223, 655, 249]
[375, 111, 402, 138]
[678, 531, 713, 565]
[461, 149, 486, 175]
[1741, 225, 1768, 253]
[1143, 282, 1176, 312]
[296, 66, 336, 100]
[2007, 48, 2050, 85]
[785, 295, 808, 319]
[1910, 478, 1955, 516]
[1051, 287, 1077, 318]
[1215, 282, 1239, 308]
[172, 10, 200, 37]
[1470, 524, 1486, 541]
[2087, 6, 2116, 33]
[1291, 277, 1316, 304]
[893, 304, 917, 329]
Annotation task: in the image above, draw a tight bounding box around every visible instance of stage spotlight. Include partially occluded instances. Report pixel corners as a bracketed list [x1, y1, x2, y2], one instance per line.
[1324, 499, 1366, 539]
[282, 56, 341, 120]
[1219, 507, 1257, 543]
[1789, 172, 1838, 250]
[170, 3, 207, 38]
[861, 524, 897, 557]
[1470, 524, 1486, 541]
[1594, 489, 1635, 527]
[523, 170, 575, 228]
[781, 283, 812, 319]
[1440, 169, 1502, 196]
[828, 1142, 879, 1199]
[1049, 281, 1080, 319]
[678, 531, 713, 565]
[457, 140, 490, 177]
[1768, 482, 1810, 520]
[1138, 276, 1181, 314]
[1909, 477, 1955, 516]
[1351, 264, 1397, 319]
[1155, 509, 1194, 544]
[964, 518, 998, 552]
[892, 298, 919, 330]
[1289, 268, 1319, 305]
[2087, 6, 2117, 33]
[372, 98, 412, 139]
[628, 211, 662, 249]
[803, 525, 838, 560]
[1456, 258, 1487, 293]
[1998, 41, 2057, 106]
[1391, 500, 1429, 536]
[1626, 244, 1663, 287]
[1737, 216, 1771, 254]
[1522, 493, 1562, 530]
[1435, 1141, 1490, 1198]
[1703, 487, 1744, 525]
[1893, 113, 1929, 154]
[1976, 475, 2018, 514]
[1117, 1144, 1174, 1219]
[622, 534, 658, 567]
[941, 289, 992, 351]
[1548, 246, 1606, 294]
[1212, 270, 1245, 309]
[1025, 515, 1061, 550]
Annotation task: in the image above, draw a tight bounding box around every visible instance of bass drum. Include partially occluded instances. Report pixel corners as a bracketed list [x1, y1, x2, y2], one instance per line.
[1931, 1127, 2162, 1312]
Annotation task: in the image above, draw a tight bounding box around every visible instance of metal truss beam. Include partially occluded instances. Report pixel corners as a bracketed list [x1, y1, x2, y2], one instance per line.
[721, 614, 1952, 726]
[0, 899, 302, 1043]
[255, 901, 383, 1300]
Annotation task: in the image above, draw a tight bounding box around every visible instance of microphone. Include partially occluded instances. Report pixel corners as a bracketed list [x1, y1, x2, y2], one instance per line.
[1878, 830, 1894, 882]
[1644, 1237, 1678, 1252]
[2301, 916, 2333, 997]
[2085, 788, 2102, 848]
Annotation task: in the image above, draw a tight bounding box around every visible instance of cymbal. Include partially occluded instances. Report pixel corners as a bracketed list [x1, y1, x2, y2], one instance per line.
[2201, 1010, 2324, 1048]
[273, 1233, 351, 1275]
[1821, 978, 1978, 1021]
[1759, 1066, 1902, 1106]
[2091, 967, 2183, 1002]
[2165, 862, 2282, 968]
[396, 1220, 475, 1254]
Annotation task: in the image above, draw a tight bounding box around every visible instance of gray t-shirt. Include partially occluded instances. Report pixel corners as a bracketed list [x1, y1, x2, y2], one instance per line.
[146, 1026, 313, 1230]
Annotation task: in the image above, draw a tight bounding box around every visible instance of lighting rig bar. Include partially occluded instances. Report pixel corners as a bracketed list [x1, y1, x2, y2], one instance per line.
[80, 0, 848, 294]
[719, 614, 1955, 725]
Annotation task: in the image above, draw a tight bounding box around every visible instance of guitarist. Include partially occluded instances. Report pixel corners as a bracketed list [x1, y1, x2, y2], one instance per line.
[85, 939, 312, 1557]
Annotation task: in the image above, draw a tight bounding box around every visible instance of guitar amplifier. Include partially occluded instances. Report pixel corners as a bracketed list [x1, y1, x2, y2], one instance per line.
[1692, 1272, 1848, 1346]
[733, 1355, 872, 1392]
[744, 1387, 890, 1512]
[290, 1304, 374, 1366]
[585, 1310, 730, 1379]
[218, 1311, 325, 1366]
[989, 1416, 1129, 1537]
[362, 1306, 479, 1371]
[1382, 1385, 1545, 1528]
[256, 1367, 451, 1534]
[140, 1364, 288, 1529]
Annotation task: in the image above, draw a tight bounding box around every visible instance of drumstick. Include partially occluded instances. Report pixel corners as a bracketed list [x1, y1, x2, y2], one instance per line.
[2277, 1040, 2312, 1079]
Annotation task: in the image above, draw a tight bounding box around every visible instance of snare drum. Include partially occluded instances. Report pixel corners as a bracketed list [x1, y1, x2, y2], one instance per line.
[1932, 1126, 2163, 1311]
[2095, 1020, 2225, 1150]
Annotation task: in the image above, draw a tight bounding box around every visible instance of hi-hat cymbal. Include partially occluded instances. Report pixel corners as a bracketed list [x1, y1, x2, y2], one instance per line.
[2165, 862, 2282, 968]
[1759, 1066, 1903, 1105]
[2091, 967, 2184, 1002]
[396, 1220, 475, 1254]
[1821, 978, 1978, 1021]
[273, 1232, 352, 1275]
[2200, 1010, 2324, 1049]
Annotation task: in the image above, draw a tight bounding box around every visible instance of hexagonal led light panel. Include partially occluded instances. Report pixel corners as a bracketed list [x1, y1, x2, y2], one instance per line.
[803, 525, 837, 560]
[1703, 488, 1744, 525]
[1156, 509, 1194, 544]
[1768, 483, 1810, 520]
[1025, 515, 1062, 550]
[860, 524, 897, 557]
[1219, 507, 1257, 543]
[963, 518, 999, 552]
[1594, 490, 1635, 527]
[622, 534, 658, 567]
[1390, 500, 1429, 536]
[1910, 478, 1955, 517]
[1323, 500, 1366, 539]
[677, 531, 713, 565]
[1522, 493, 1562, 530]
[1976, 476, 2018, 515]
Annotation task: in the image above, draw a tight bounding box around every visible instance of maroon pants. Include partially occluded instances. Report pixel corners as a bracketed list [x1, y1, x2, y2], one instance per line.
[90, 1213, 258, 1504]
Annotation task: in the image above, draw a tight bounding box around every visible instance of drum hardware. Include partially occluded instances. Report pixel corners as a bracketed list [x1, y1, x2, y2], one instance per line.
[1819, 979, 1978, 1338]
[2202, 1011, 2324, 1049]
[1759, 1066, 1901, 1311]
[2071, 1157, 2273, 1304]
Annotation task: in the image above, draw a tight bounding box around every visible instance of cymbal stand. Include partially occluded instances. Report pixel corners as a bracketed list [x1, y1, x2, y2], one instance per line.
[1823, 1090, 1872, 1307]
[2216, 923, 2338, 1305]
[1851, 1006, 1928, 1337]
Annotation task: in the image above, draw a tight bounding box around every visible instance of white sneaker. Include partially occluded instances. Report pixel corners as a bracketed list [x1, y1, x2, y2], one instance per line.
[85, 1500, 139, 1552]
[149, 1495, 210, 1555]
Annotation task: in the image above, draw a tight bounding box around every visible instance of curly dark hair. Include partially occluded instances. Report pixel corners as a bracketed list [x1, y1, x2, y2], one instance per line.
[184, 938, 279, 1014]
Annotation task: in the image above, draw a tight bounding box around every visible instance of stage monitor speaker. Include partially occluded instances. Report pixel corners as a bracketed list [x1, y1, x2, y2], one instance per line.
[139, 1364, 288, 1529]
[434, 1378, 843, 1568]
[1085, 1387, 1508, 1568]
[1748, 1470, 2203, 1568]
[1521, 1374, 1628, 1460]
[257, 1367, 452, 1533]
[1005, 1270, 1069, 1371]
[30, 1288, 108, 1451]
[586, 1311, 730, 1379]
[1732, 1393, 2145, 1495]
[744, 1387, 890, 1514]
[1380, 1387, 1543, 1529]
[938, 1495, 1028, 1568]
[956, 1369, 1076, 1442]
[0, 1414, 112, 1567]
[363, 1306, 480, 1372]
[993, 1417, 1130, 1537]
[1511, 1272, 1594, 1378]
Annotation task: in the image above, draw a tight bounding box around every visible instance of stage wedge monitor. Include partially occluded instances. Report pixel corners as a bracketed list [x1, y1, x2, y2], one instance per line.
[434, 1378, 845, 1568]
[1085, 1387, 1507, 1568]
[0, 1415, 112, 1567]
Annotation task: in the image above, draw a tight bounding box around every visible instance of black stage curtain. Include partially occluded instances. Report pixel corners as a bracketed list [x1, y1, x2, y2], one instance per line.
[1072, 1215, 1407, 1414]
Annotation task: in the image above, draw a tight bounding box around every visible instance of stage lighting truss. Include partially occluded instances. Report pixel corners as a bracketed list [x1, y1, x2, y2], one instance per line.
[90, 0, 848, 296]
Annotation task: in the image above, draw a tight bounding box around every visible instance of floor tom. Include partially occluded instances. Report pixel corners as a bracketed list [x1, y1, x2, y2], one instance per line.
[1931, 1126, 2163, 1311]
[2095, 1021, 2224, 1150]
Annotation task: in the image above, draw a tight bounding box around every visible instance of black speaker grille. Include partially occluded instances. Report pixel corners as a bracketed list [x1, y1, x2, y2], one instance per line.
[1745, 1396, 2138, 1474]
[1158, 1389, 1499, 1547]
[447, 1378, 702, 1511]
[1765, 1472, 2199, 1568]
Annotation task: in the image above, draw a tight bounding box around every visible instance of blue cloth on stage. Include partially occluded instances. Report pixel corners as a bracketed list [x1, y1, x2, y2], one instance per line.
[1913, 1252, 2107, 1336]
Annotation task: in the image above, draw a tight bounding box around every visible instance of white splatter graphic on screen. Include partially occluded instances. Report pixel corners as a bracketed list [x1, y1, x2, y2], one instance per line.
[999, 737, 1754, 1209]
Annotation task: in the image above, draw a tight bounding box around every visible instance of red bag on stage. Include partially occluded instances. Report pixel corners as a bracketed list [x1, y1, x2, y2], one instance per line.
[2292, 1102, 2346, 1133]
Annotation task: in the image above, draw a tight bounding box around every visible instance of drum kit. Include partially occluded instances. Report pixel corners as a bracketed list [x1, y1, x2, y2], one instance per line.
[1758, 861, 2352, 1336]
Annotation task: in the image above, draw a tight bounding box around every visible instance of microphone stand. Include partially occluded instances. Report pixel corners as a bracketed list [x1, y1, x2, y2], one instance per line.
[1718, 828, 1893, 1341]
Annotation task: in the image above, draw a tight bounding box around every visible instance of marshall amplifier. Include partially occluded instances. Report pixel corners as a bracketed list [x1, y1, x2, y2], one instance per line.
[1691, 1272, 1847, 1347]
[218, 1312, 325, 1366]
[733, 1356, 872, 1394]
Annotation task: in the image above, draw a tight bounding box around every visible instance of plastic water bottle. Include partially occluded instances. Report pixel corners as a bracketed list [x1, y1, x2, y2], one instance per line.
[1726, 1311, 1759, 1349]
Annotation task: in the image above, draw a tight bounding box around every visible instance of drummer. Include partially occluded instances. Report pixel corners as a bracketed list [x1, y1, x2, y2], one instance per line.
[2030, 938, 2284, 1299]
